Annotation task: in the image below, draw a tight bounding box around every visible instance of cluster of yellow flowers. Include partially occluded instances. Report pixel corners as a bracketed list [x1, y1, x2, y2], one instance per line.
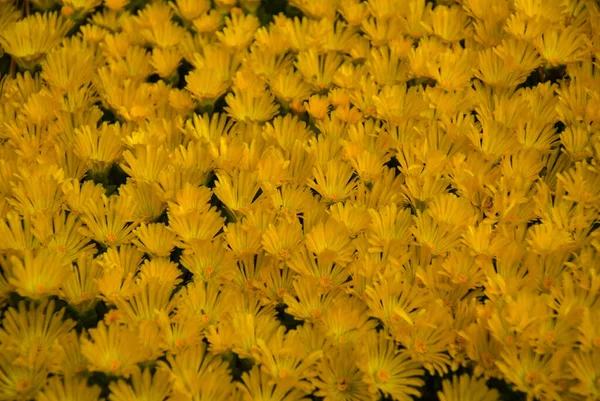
[1, 0, 600, 400]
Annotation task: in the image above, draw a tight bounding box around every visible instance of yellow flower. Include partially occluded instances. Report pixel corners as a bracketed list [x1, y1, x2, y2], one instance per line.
[79, 194, 140, 247]
[41, 37, 98, 91]
[237, 366, 308, 401]
[305, 95, 331, 120]
[422, 4, 471, 43]
[295, 50, 344, 91]
[185, 66, 230, 106]
[132, 222, 177, 258]
[496, 346, 569, 401]
[81, 321, 145, 377]
[37, 376, 102, 401]
[8, 248, 73, 299]
[73, 124, 124, 175]
[179, 240, 236, 282]
[141, 20, 186, 49]
[261, 219, 304, 262]
[254, 328, 322, 393]
[308, 159, 358, 204]
[214, 169, 263, 218]
[224, 87, 280, 123]
[568, 349, 600, 399]
[0, 212, 39, 256]
[0, 12, 72, 69]
[437, 374, 499, 401]
[358, 332, 424, 401]
[312, 346, 374, 401]
[168, 208, 225, 252]
[120, 144, 171, 184]
[216, 12, 260, 50]
[104, 0, 129, 11]
[0, 351, 48, 401]
[304, 218, 355, 266]
[115, 280, 178, 327]
[60, 254, 103, 314]
[109, 367, 173, 401]
[161, 343, 234, 400]
[0, 300, 75, 368]
[284, 277, 342, 322]
[151, 46, 182, 78]
[133, 257, 179, 289]
[321, 296, 377, 347]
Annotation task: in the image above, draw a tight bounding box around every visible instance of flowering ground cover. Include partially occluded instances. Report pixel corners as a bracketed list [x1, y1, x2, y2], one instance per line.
[0, 0, 599, 400]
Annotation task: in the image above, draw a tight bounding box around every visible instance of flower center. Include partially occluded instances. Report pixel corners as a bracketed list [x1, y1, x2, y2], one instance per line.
[414, 339, 428, 354]
[15, 379, 32, 393]
[337, 377, 349, 392]
[525, 370, 539, 386]
[106, 232, 117, 244]
[376, 369, 390, 382]
[109, 360, 121, 371]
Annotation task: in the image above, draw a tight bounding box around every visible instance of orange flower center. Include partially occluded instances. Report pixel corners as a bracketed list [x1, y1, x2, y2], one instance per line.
[106, 232, 117, 244]
[457, 273, 469, 283]
[481, 352, 495, 368]
[414, 339, 428, 354]
[544, 331, 556, 345]
[525, 370, 539, 386]
[109, 360, 121, 371]
[279, 249, 290, 259]
[15, 379, 32, 393]
[376, 369, 390, 382]
[337, 377, 349, 392]
[319, 276, 332, 289]
[201, 314, 211, 324]
[61, 5, 75, 17]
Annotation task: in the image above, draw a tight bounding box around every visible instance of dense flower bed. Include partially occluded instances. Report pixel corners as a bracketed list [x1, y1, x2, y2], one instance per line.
[0, 0, 599, 400]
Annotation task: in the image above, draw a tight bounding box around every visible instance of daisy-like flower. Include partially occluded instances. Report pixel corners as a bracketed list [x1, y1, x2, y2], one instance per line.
[261, 219, 304, 263]
[536, 27, 592, 66]
[496, 346, 569, 401]
[437, 374, 499, 401]
[216, 12, 260, 50]
[0, 12, 72, 69]
[304, 218, 355, 266]
[37, 376, 102, 401]
[0, 351, 48, 401]
[60, 254, 103, 314]
[161, 342, 234, 400]
[0, 300, 75, 368]
[79, 194, 140, 248]
[254, 328, 323, 394]
[237, 366, 308, 401]
[568, 349, 600, 400]
[73, 124, 124, 175]
[214, 169, 263, 218]
[132, 222, 177, 258]
[308, 159, 358, 204]
[109, 367, 173, 401]
[80, 321, 145, 378]
[422, 4, 471, 43]
[313, 346, 375, 401]
[224, 87, 280, 123]
[358, 332, 424, 401]
[7, 248, 73, 299]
